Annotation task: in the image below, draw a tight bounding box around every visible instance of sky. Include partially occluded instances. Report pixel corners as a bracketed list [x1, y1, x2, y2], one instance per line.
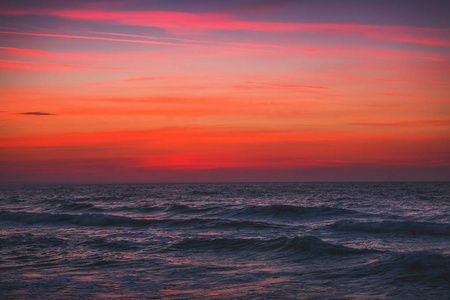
[0, 0, 449, 183]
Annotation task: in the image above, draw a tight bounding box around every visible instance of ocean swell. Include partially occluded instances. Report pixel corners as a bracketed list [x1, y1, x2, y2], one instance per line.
[366, 251, 450, 285]
[0, 210, 156, 227]
[172, 236, 378, 256]
[0, 210, 282, 230]
[232, 204, 359, 220]
[330, 220, 450, 236]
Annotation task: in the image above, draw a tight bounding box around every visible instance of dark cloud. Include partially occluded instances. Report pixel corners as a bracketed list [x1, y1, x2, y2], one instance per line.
[18, 112, 57, 116]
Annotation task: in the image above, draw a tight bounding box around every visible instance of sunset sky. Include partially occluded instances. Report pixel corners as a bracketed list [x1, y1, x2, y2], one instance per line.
[0, 0, 449, 183]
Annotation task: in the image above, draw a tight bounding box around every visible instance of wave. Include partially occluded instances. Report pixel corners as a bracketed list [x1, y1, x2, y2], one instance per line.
[364, 251, 450, 285]
[109, 205, 163, 213]
[0, 210, 157, 227]
[0, 233, 67, 248]
[0, 210, 281, 230]
[330, 220, 450, 236]
[172, 236, 378, 256]
[82, 238, 140, 251]
[167, 218, 283, 230]
[75, 196, 123, 202]
[101, 204, 219, 214]
[165, 204, 221, 214]
[232, 204, 359, 220]
[54, 203, 361, 220]
[188, 190, 222, 196]
[60, 202, 103, 212]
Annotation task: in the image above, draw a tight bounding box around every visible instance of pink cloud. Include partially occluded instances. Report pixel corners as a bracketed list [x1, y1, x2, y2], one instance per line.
[351, 119, 450, 127]
[0, 30, 182, 46]
[0, 59, 147, 70]
[380, 93, 433, 99]
[0, 45, 232, 62]
[1, 8, 449, 46]
[0, 46, 140, 62]
[0, 46, 54, 57]
[256, 82, 329, 89]
[0, 31, 283, 54]
[339, 76, 450, 85]
[92, 31, 317, 53]
[234, 81, 329, 90]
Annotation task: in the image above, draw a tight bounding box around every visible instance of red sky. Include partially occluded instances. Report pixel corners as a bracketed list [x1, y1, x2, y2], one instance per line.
[0, 0, 449, 183]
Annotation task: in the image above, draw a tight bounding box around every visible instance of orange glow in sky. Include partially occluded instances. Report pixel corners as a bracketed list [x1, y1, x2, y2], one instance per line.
[0, 0, 449, 183]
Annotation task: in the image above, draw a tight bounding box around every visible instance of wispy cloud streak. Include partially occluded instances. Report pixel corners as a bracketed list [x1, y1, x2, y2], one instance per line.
[91, 31, 317, 53]
[380, 93, 433, 99]
[0, 59, 148, 70]
[338, 76, 450, 85]
[0, 31, 276, 53]
[1, 8, 449, 46]
[18, 111, 56, 116]
[0, 31, 182, 46]
[235, 81, 329, 90]
[351, 119, 450, 127]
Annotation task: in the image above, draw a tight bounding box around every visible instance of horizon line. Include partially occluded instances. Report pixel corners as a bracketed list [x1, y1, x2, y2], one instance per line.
[1, 180, 448, 186]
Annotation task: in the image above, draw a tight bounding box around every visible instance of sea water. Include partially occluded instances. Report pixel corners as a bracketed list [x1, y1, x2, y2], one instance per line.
[0, 182, 449, 299]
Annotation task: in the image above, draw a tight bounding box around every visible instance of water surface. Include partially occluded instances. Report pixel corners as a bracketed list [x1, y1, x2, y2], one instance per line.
[0, 182, 449, 299]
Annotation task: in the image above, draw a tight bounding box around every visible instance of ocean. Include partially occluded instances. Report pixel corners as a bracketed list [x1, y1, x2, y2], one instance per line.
[0, 182, 448, 299]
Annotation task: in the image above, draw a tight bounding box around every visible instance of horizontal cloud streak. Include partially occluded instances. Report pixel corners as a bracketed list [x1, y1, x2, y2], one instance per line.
[0, 31, 283, 54]
[1, 8, 449, 46]
[18, 112, 56, 116]
[337, 76, 450, 85]
[0, 59, 146, 70]
[351, 120, 450, 127]
[236, 82, 329, 90]
[91, 31, 317, 53]
[0, 46, 54, 56]
[0, 31, 182, 46]
[380, 93, 433, 99]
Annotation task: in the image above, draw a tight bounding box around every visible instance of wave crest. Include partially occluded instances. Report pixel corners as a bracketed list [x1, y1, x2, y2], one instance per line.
[172, 236, 378, 256]
[232, 204, 359, 220]
[330, 220, 450, 236]
[0, 210, 155, 226]
[367, 251, 450, 284]
[0, 210, 280, 230]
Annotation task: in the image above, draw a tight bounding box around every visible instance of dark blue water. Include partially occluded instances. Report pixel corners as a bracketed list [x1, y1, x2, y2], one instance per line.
[0, 182, 449, 299]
